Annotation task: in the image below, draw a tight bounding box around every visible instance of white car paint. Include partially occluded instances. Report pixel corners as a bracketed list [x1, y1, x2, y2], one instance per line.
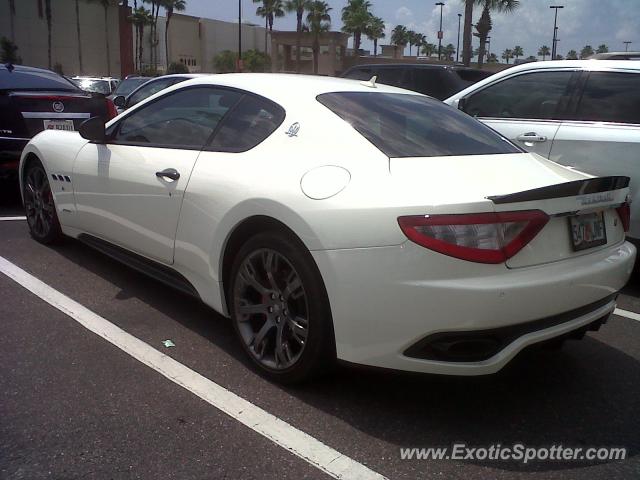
[20, 74, 636, 375]
[445, 60, 640, 242]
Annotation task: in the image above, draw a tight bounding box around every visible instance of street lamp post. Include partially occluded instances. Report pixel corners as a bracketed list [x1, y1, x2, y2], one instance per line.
[237, 0, 242, 71]
[436, 2, 445, 61]
[456, 13, 462, 63]
[624, 41, 632, 52]
[550, 5, 564, 60]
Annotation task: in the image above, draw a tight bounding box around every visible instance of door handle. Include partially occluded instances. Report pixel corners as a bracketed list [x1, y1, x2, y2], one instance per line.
[155, 168, 180, 181]
[516, 132, 547, 143]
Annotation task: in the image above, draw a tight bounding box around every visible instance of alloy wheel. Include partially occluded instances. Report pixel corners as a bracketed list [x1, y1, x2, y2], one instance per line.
[233, 248, 310, 370]
[24, 166, 55, 239]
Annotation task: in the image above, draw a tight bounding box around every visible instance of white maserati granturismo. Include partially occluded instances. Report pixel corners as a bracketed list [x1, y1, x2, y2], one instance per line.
[19, 74, 636, 383]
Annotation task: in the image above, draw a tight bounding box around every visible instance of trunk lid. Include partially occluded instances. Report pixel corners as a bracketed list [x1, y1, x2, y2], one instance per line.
[390, 153, 629, 268]
[6, 91, 109, 137]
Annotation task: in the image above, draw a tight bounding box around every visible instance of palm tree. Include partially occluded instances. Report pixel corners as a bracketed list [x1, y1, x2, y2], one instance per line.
[341, 0, 372, 53]
[8, 0, 16, 42]
[142, 0, 162, 69]
[513, 45, 523, 60]
[365, 15, 385, 57]
[164, 0, 186, 70]
[566, 49, 578, 60]
[421, 42, 437, 57]
[462, 0, 474, 66]
[285, 0, 309, 72]
[501, 48, 513, 63]
[580, 45, 594, 59]
[596, 44, 608, 54]
[474, 0, 520, 68]
[444, 43, 456, 61]
[391, 25, 408, 58]
[305, 0, 331, 74]
[129, 6, 152, 71]
[413, 33, 427, 57]
[255, 0, 285, 54]
[538, 45, 550, 60]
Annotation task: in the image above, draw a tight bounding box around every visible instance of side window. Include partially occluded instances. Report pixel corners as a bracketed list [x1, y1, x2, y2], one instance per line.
[463, 71, 574, 120]
[575, 72, 640, 124]
[128, 78, 173, 106]
[412, 69, 450, 99]
[377, 68, 408, 89]
[208, 95, 285, 152]
[113, 87, 242, 149]
[345, 67, 375, 80]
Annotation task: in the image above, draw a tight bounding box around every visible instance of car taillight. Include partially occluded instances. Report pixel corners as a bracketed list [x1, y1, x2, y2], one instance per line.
[616, 202, 630, 232]
[105, 98, 118, 120]
[398, 210, 549, 264]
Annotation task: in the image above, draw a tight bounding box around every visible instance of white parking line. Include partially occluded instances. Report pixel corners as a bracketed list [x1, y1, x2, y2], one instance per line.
[0, 216, 26, 221]
[614, 308, 640, 322]
[0, 255, 386, 480]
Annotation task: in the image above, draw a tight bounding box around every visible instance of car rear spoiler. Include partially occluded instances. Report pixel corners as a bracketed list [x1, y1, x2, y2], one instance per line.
[487, 176, 630, 204]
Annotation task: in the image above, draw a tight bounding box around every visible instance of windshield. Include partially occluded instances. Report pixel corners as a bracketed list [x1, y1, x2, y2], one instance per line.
[74, 78, 111, 94]
[317, 92, 521, 158]
[113, 78, 149, 97]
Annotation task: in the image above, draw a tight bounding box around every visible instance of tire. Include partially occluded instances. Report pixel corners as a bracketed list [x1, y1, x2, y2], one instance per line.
[23, 158, 63, 244]
[229, 231, 334, 383]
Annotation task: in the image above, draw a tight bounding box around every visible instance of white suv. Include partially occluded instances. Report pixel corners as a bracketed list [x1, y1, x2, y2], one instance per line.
[445, 60, 640, 245]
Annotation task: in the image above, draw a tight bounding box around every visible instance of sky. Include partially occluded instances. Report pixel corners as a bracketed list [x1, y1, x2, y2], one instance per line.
[181, 0, 639, 60]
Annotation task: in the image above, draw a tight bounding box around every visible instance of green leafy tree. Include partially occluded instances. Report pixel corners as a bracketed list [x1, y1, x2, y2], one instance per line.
[164, 0, 186, 70]
[365, 15, 385, 57]
[596, 44, 608, 54]
[244, 49, 272, 72]
[391, 25, 408, 57]
[487, 52, 498, 63]
[421, 42, 437, 57]
[285, 0, 310, 72]
[214, 50, 237, 73]
[566, 49, 578, 60]
[474, 0, 520, 68]
[255, 0, 286, 54]
[341, 0, 372, 53]
[538, 45, 550, 60]
[512, 45, 523, 60]
[166, 61, 189, 74]
[305, 1, 331, 74]
[129, 6, 153, 71]
[0, 37, 21, 64]
[501, 48, 513, 63]
[444, 43, 456, 61]
[554, 53, 563, 60]
[580, 45, 594, 58]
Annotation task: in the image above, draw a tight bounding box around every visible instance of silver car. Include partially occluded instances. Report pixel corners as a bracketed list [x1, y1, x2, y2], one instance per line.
[446, 60, 640, 246]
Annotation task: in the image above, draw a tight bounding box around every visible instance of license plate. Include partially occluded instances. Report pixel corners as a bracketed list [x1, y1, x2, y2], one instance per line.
[43, 119, 75, 131]
[569, 211, 607, 251]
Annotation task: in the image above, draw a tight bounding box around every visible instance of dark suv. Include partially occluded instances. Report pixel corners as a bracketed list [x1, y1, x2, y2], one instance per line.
[341, 64, 493, 100]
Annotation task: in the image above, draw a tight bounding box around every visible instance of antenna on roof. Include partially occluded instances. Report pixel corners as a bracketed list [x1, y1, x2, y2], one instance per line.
[360, 75, 377, 88]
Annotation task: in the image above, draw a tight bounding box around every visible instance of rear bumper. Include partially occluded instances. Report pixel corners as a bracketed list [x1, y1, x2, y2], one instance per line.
[312, 240, 636, 375]
[0, 138, 29, 178]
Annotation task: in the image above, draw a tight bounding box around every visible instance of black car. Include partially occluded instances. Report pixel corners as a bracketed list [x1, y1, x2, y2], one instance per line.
[341, 64, 493, 100]
[0, 64, 116, 180]
[113, 74, 201, 112]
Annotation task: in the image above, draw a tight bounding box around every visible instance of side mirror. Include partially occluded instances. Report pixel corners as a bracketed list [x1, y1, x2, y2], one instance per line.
[457, 97, 467, 111]
[113, 95, 126, 109]
[79, 117, 106, 143]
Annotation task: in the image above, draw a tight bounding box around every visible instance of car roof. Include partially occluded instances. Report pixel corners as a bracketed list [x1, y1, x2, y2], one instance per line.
[1, 63, 57, 74]
[179, 73, 417, 103]
[348, 63, 475, 71]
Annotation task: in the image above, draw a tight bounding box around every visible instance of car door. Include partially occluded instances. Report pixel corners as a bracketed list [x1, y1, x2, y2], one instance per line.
[72, 86, 243, 264]
[459, 70, 578, 157]
[550, 69, 640, 240]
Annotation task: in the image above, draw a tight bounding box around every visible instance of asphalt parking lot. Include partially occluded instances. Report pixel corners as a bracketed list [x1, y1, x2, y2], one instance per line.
[1, 182, 639, 480]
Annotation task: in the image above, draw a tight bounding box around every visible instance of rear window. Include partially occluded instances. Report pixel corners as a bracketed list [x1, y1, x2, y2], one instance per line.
[0, 67, 78, 91]
[113, 77, 149, 97]
[317, 92, 520, 158]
